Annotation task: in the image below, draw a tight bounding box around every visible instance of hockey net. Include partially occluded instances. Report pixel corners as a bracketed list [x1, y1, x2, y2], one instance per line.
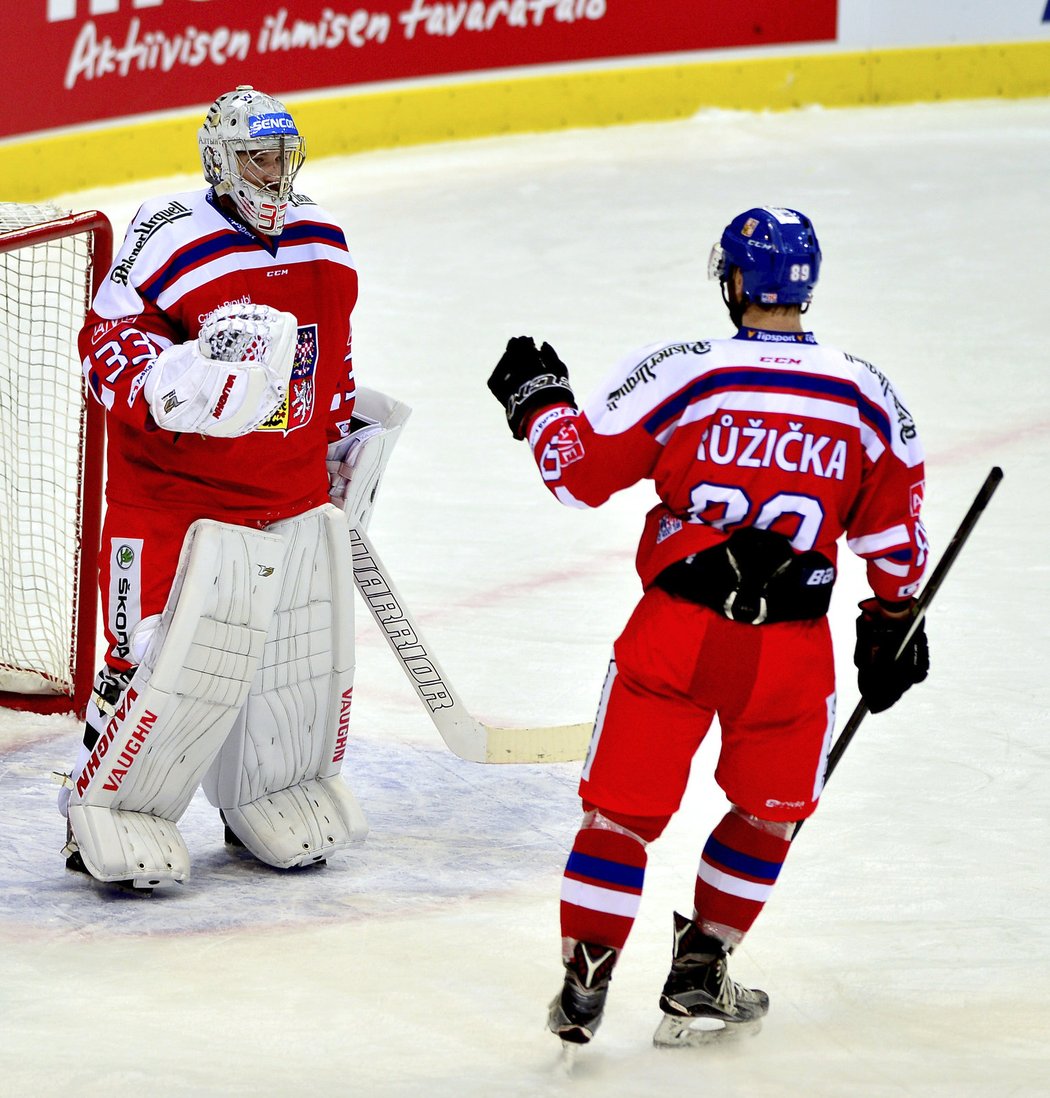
[0, 204, 111, 716]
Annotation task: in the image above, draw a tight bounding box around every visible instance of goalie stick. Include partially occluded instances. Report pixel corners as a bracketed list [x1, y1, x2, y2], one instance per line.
[795, 465, 1005, 836]
[350, 525, 593, 764]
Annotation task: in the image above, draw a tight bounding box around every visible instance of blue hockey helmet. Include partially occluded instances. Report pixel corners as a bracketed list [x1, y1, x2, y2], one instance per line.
[709, 207, 821, 307]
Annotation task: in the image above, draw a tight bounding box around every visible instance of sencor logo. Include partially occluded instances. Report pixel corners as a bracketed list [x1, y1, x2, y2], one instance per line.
[248, 114, 297, 136]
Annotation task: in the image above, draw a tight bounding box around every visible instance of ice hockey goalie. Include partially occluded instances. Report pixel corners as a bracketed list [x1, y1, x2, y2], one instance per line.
[57, 85, 406, 891]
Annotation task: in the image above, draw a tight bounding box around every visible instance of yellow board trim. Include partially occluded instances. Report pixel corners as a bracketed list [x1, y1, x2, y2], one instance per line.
[5, 39, 1050, 202]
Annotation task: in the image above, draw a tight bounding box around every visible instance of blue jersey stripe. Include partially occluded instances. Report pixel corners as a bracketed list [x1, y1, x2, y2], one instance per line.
[280, 221, 346, 248]
[702, 836, 783, 883]
[141, 221, 346, 302]
[565, 851, 645, 890]
[141, 231, 255, 302]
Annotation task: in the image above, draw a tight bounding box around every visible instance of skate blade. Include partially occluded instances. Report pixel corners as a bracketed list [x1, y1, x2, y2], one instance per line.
[128, 874, 179, 893]
[558, 1041, 579, 1074]
[96, 874, 177, 896]
[67, 858, 177, 896]
[653, 1012, 762, 1049]
[64, 848, 163, 894]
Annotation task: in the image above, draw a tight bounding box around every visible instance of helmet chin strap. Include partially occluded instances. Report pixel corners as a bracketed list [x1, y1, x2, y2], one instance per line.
[721, 272, 810, 328]
[721, 278, 747, 329]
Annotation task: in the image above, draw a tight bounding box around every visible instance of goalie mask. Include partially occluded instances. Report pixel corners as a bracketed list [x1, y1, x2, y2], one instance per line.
[709, 206, 821, 311]
[198, 85, 306, 237]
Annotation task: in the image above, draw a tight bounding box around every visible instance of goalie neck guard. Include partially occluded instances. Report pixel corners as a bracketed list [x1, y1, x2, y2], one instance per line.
[198, 85, 306, 237]
[709, 206, 821, 308]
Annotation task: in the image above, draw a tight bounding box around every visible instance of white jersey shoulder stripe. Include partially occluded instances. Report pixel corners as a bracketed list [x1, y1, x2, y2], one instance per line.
[94, 188, 354, 319]
[584, 337, 918, 466]
[847, 525, 910, 556]
[154, 240, 355, 312]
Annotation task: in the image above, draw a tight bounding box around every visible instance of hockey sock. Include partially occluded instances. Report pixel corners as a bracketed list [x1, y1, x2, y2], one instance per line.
[559, 811, 654, 952]
[693, 807, 792, 945]
[59, 667, 135, 818]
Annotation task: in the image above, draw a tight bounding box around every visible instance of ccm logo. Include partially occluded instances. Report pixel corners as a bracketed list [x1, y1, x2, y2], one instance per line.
[267, 268, 289, 278]
[760, 356, 801, 364]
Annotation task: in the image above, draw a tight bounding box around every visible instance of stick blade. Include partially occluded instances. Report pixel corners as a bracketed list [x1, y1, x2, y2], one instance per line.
[481, 721, 593, 764]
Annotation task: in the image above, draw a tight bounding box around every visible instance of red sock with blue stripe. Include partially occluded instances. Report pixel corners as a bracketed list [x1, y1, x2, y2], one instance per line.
[559, 812, 654, 951]
[693, 808, 792, 945]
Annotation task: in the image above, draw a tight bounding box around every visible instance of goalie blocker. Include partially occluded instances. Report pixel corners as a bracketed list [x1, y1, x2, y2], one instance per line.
[66, 505, 367, 888]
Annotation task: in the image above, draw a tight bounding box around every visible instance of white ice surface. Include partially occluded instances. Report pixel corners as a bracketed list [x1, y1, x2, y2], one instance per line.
[1, 98, 1048, 1096]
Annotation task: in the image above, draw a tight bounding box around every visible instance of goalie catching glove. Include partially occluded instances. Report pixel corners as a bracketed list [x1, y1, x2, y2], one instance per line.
[144, 303, 298, 437]
[854, 597, 930, 713]
[487, 335, 577, 439]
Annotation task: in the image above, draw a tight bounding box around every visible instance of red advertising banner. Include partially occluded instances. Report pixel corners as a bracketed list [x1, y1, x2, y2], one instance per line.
[4, 1, 836, 141]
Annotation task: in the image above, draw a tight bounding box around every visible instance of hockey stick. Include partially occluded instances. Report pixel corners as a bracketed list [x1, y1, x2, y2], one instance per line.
[349, 525, 593, 763]
[795, 465, 1004, 835]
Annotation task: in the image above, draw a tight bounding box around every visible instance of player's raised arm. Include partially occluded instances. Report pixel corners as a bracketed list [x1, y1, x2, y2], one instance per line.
[488, 334, 661, 508]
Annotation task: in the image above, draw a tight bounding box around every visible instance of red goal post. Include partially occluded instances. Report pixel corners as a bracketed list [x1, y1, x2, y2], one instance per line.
[0, 205, 112, 717]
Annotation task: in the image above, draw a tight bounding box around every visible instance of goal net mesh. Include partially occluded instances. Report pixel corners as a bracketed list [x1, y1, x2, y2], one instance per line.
[0, 203, 92, 697]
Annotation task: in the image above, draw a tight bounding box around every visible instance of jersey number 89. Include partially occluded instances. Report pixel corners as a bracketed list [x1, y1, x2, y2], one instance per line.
[688, 481, 825, 551]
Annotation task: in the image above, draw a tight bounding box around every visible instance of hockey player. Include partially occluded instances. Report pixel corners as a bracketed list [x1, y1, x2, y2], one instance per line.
[58, 86, 404, 890]
[487, 207, 930, 1048]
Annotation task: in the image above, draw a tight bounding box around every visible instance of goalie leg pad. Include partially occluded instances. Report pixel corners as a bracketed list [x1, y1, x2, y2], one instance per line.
[203, 505, 368, 869]
[68, 519, 286, 885]
[218, 776, 367, 870]
[68, 806, 192, 889]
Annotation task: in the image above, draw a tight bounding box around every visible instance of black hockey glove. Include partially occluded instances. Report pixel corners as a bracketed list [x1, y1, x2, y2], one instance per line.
[853, 597, 930, 714]
[487, 336, 577, 440]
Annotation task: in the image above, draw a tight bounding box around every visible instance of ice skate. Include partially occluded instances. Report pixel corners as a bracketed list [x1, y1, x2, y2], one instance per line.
[547, 941, 619, 1048]
[61, 820, 158, 896]
[61, 818, 88, 875]
[220, 810, 246, 849]
[653, 912, 768, 1048]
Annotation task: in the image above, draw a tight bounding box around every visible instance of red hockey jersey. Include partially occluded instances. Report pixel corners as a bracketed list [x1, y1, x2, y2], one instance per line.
[80, 187, 359, 523]
[527, 330, 928, 603]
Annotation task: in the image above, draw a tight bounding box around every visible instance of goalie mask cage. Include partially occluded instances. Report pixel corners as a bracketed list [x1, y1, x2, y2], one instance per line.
[0, 205, 111, 717]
